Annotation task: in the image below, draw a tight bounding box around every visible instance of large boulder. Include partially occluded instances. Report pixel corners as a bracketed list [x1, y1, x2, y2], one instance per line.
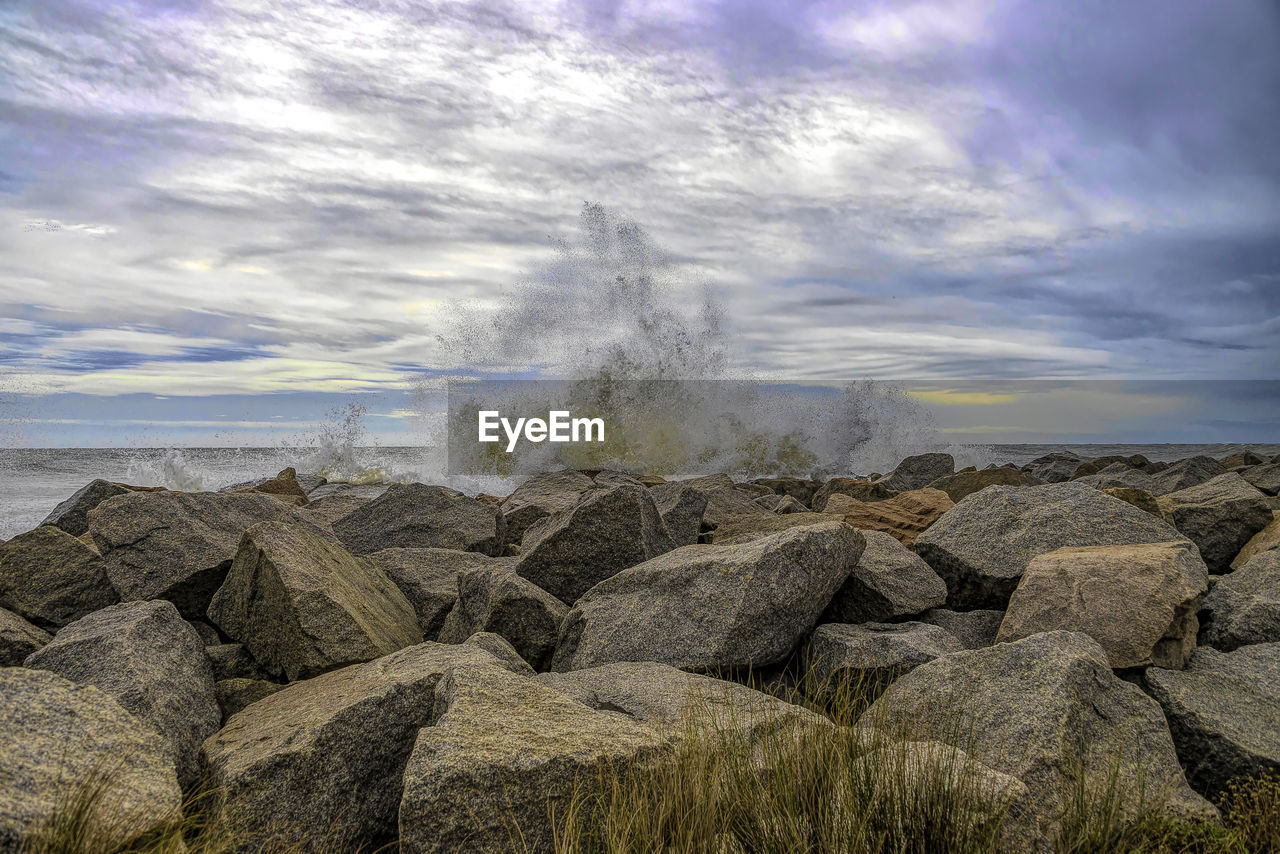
[1232, 511, 1280, 570]
[1144, 643, 1280, 798]
[919, 608, 1004, 649]
[1103, 486, 1162, 515]
[1021, 451, 1082, 483]
[811, 477, 893, 512]
[880, 453, 955, 492]
[499, 470, 595, 545]
[751, 477, 822, 506]
[24, 600, 219, 789]
[437, 563, 568, 670]
[302, 483, 388, 526]
[40, 479, 160, 537]
[399, 662, 671, 854]
[824, 488, 954, 546]
[1220, 450, 1267, 469]
[1074, 462, 1160, 493]
[822, 530, 947, 624]
[202, 638, 524, 851]
[0, 525, 116, 630]
[206, 643, 271, 682]
[207, 522, 423, 681]
[997, 541, 1207, 669]
[1156, 473, 1272, 573]
[1239, 462, 1280, 496]
[805, 621, 963, 699]
[552, 520, 863, 672]
[0, 606, 50, 666]
[0, 668, 182, 851]
[914, 482, 1192, 611]
[1199, 550, 1280, 651]
[925, 467, 1044, 502]
[861, 631, 1215, 837]
[515, 483, 675, 605]
[333, 483, 506, 557]
[1071, 454, 1157, 480]
[1150, 456, 1229, 495]
[651, 483, 708, 546]
[215, 677, 284, 718]
[87, 490, 315, 619]
[225, 466, 310, 505]
[366, 548, 499, 640]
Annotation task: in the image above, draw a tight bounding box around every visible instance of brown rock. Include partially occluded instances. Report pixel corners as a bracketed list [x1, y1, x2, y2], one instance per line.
[1232, 512, 1280, 570]
[228, 467, 310, 505]
[0, 526, 116, 630]
[1103, 487, 1161, 515]
[926, 467, 1044, 502]
[811, 478, 893, 511]
[828, 488, 954, 546]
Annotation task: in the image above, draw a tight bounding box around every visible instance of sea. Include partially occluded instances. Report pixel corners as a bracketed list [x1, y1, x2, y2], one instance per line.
[2, 443, 1278, 541]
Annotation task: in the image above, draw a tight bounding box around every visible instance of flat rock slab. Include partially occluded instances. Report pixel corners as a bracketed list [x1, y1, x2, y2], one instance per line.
[1157, 473, 1272, 573]
[334, 483, 506, 557]
[0, 525, 116, 630]
[822, 529, 947, 624]
[1199, 550, 1280, 651]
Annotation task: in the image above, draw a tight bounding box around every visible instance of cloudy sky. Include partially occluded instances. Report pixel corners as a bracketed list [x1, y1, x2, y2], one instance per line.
[2, 0, 1278, 446]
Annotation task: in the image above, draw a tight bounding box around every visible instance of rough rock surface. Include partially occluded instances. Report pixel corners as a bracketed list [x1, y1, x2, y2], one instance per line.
[438, 563, 568, 670]
[811, 477, 893, 511]
[1103, 487, 1162, 515]
[1071, 454, 1157, 480]
[914, 482, 1191, 610]
[925, 467, 1044, 502]
[707, 511, 837, 543]
[822, 530, 947, 624]
[919, 608, 1005, 649]
[0, 668, 182, 851]
[1021, 451, 1082, 483]
[651, 483, 708, 546]
[825, 488, 954, 546]
[1232, 511, 1280, 570]
[880, 452, 955, 492]
[202, 639, 523, 851]
[552, 520, 864, 672]
[25, 599, 220, 788]
[366, 548, 501, 640]
[499, 470, 595, 545]
[0, 525, 116, 630]
[333, 483, 506, 557]
[0, 605, 51, 666]
[226, 467, 310, 505]
[751, 477, 822, 506]
[1151, 456, 1229, 495]
[515, 483, 674, 604]
[215, 678, 284, 718]
[1199, 550, 1280, 651]
[1144, 643, 1280, 797]
[997, 541, 1208, 669]
[206, 643, 270, 682]
[302, 484, 388, 526]
[698, 487, 775, 528]
[1220, 451, 1266, 469]
[806, 621, 963, 698]
[1075, 462, 1160, 493]
[207, 522, 423, 681]
[40, 479, 153, 537]
[1157, 473, 1272, 573]
[1240, 462, 1280, 496]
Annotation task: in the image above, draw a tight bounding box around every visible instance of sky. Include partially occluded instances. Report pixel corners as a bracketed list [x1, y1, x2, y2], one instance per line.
[2, 0, 1279, 446]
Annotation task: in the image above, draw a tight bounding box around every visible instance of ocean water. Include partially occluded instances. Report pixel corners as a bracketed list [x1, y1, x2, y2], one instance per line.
[1, 443, 1277, 540]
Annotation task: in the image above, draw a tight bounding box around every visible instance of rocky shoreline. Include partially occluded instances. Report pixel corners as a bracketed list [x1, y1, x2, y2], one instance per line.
[2, 449, 1279, 852]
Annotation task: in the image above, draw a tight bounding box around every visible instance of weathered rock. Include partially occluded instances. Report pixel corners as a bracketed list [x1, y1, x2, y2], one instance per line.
[751, 477, 822, 506]
[915, 482, 1191, 611]
[1021, 451, 1082, 483]
[754, 492, 786, 510]
[1220, 450, 1266, 469]
[1157, 473, 1272, 573]
[552, 520, 864, 672]
[811, 477, 893, 511]
[773, 495, 808, 514]
[0, 525, 116, 630]
[1232, 511, 1280, 570]
[515, 483, 674, 605]
[40, 479, 158, 537]
[925, 467, 1044, 502]
[822, 530, 947, 624]
[919, 608, 1005, 649]
[880, 453, 955, 492]
[438, 564, 568, 670]
[302, 483, 388, 526]
[88, 490, 315, 619]
[651, 483, 708, 546]
[215, 678, 283, 718]
[826, 488, 954, 546]
[499, 470, 595, 545]
[734, 482, 776, 499]
[708, 511, 836, 543]
[226, 467, 310, 505]
[1075, 462, 1160, 493]
[24, 599, 220, 788]
[202, 638, 523, 851]
[997, 541, 1207, 669]
[1071, 454, 1156, 480]
[206, 643, 270, 682]
[1103, 486, 1162, 515]
[460, 631, 536, 675]
[861, 631, 1215, 837]
[1148, 456, 1228, 495]
[806, 621, 963, 699]
[187, 619, 222, 645]
[1239, 462, 1280, 496]
[1144, 643, 1280, 798]
[699, 487, 775, 528]
[207, 522, 423, 681]
[0, 668, 182, 851]
[333, 483, 506, 557]
[366, 548, 502, 640]
[399, 662, 671, 854]
[1200, 550, 1280, 651]
[0, 606, 51, 665]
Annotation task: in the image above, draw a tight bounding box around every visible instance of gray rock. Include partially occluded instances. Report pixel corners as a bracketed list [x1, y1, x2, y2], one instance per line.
[24, 599, 220, 788]
[1144, 643, 1280, 798]
[1231, 511, 1280, 570]
[1150, 456, 1229, 495]
[925, 467, 1045, 502]
[1239, 462, 1280, 496]
[811, 477, 893, 512]
[0, 606, 51, 666]
[202, 638, 524, 850]
[552, 520, 864, 672]
[754, 493, 785, 510]
[1157, 473, 1272, 573]
[0, 526, 116, 630]
[805, 621, 963, 699]
[750, 477, 822, 506]
[207, 522, 423, 681]
[459, 631, 536, 675]
[1200, 550, 1280, 651]
[366, 547, 502, 640]
[1103, 487, 1162, 515]
[515, 483, 675, 605]
[215, 678, 284, 718]
[881, 452, 955, 492]
[333, 483, 506, 557]
[822, 530, 947, 624]
[1021, 451, 1082, 484]
[438, 564, 568, 670]
[1074, 462, 1161, 493]
[651, 483, 708, 546]
[700, 487, 775, 528]
[861, 631, 1215, 838]
[302, 483, 388, 526]
[187, 619, 222, 645]
[1071, 454, 1158, 480]
[87, 490, 316, 619]
[708, 511, 837, 543]
[914, 482, 1191, 610]
[206, 643, 270, 682]
[0, 668, 182, 851]
[224, 467, 311, 505]
[40, 479, 135, 537]
[919, 608, 1005, 649]
[499, 470, 595, 544]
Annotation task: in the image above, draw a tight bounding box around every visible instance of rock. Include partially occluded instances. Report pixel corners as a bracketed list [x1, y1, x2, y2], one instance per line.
[1232, 512, 1280, 570]
[366, 548, 501, 640]
[811, 478, 893, 511]
[751, 477, 822, 506]
[295, 472, 328, 494]
[925, 467, 1044, 502]
[914, 482, 1191, 611]
[552, 520, 864, 672]
[1200, 550, 1280, 651]
[207, 522, 423, 681]
[1156, 473, 1272, 573]
[699, 487, 775, 528]
[88, 490, 316, 619]
[438, 564, 568, 670]
[997, 541, 1208, 669]
[1074, 462, 1160, 493]
[333, 483, 506, 557]
[215, 678, 283, 718]
[1239, 462, 1280, 496]
[1071, 454, 1156, 480]
[187, 619, 222, 645]
[822, 530, 947, 624]
[499, 470, 595, 545]
[1103, 486, 1162, 515]
[398, 662, 670, 854]
[861, 631, 1215, 837]
[773, 495, 807, 514]
[707, 511, 836, 543]
[206, 643, 270, 682]
[1150, 456, 1229, 495]
[919, 608, 1005, 649]
[826, 488, 954, 546]
[1144, 643, 1280, 798]
[226, 467, 310, 505]
[515, 484, 674, 605]
[734, 482, 776, 499]
[1220, 450, 1266, 469]
[0, 525, 116, 630]
[202, 638, 524, 850]
[24, 599, 220, 788]
[39, 479, 159, 537]
[806, 621, 963, 699]
[302, 483, 388, 526]
[880, 453, 955, 492]
[1021, 451, 1082, 483]
[0, 606, 51, 665]
[0, 668, 182, 851]
[459, 631, 536, 675]
[754, 493, 786, 510]
[651, 483, 708, 546]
